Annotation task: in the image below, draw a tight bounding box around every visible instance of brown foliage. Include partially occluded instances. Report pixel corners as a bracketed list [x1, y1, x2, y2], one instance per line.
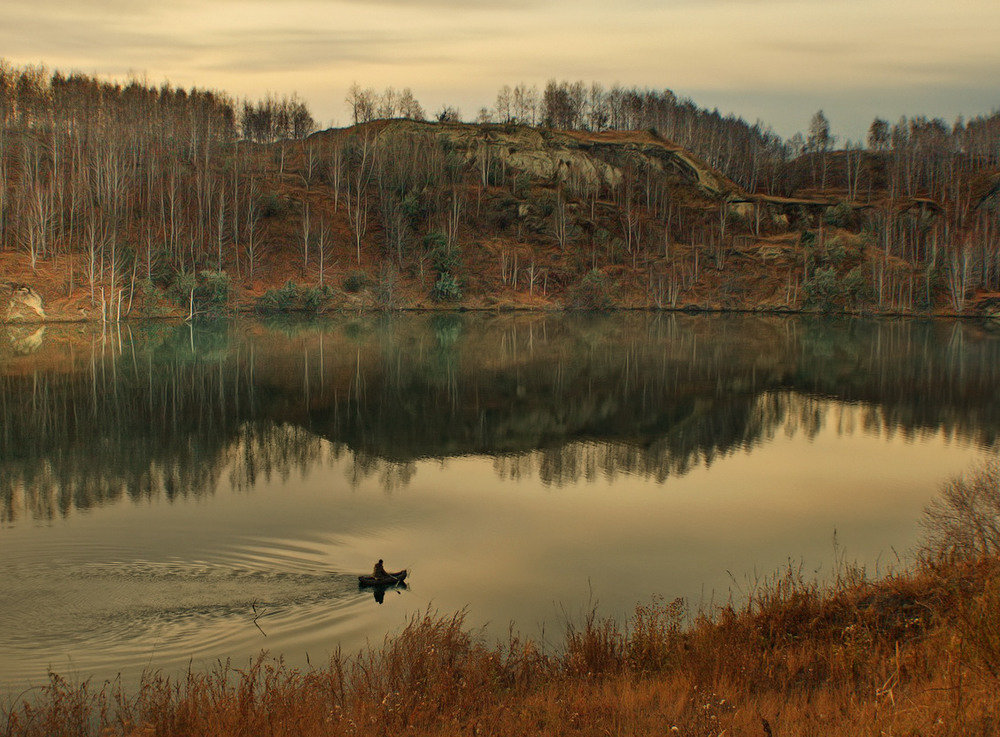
[5, 553, 1000, 736]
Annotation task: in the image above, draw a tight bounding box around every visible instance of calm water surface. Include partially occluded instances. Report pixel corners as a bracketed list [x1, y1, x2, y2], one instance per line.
[0, 314, 997, 692]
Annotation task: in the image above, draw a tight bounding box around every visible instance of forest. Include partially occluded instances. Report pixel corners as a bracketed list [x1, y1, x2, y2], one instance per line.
[1, 61, 1000, 321]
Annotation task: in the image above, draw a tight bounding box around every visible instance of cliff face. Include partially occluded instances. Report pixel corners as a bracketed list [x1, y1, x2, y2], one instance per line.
[1, 285, 46, 322]
[361, 120, 741, 199]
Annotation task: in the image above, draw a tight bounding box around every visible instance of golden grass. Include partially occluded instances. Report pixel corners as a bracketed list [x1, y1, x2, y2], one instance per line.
[4, 553, 1000, 736]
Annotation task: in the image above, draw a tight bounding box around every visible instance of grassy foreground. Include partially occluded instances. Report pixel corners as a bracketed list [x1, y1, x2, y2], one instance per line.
[6, 468, 1000, 736]
[4, 559, 999, 736]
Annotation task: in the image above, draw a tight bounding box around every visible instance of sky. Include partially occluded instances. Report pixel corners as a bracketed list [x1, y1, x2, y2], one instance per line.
[2, 0, 999, 141]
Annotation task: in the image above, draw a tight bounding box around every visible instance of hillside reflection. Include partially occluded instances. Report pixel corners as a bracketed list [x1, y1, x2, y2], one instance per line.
[2, 315, 999, 521]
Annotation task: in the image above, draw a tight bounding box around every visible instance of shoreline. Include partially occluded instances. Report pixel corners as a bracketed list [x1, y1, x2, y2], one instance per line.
[4, 303, 998, 327]
[4, 548, 999, 736]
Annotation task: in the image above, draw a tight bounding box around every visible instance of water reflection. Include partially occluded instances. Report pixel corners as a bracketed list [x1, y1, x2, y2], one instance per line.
[2, 314, 999, 523]
[369, 583, 409, 605]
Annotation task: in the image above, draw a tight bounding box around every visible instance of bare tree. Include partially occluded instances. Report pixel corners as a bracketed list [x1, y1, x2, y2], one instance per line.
[397, 88, 425, 121]
[328, 140, 343, 211]
[300, 199, 311, 272]
[244, 177, 263, 281]
[316, 215, 331, 287]
[923, 462, 1000, 558]
[806, 109, 832, 188]
[346, 83, 377, 124]
[554, 185, 569, 250]
[346, 133, 375, 264]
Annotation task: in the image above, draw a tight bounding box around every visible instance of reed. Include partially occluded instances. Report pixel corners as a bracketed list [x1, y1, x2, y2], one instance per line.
[6, 465, 1000, 736]
[4, 553, 1000, 736]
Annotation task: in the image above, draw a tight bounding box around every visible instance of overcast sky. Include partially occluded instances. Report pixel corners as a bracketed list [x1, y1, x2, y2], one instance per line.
[3, 0, 998, 141]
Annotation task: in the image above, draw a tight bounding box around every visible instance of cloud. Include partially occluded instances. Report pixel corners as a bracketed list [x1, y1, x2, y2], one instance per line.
[196, 29, 467, 73]
[1, 0, 998, 139]
[765, 40, 867, 57]
[333, 0, 541, 5]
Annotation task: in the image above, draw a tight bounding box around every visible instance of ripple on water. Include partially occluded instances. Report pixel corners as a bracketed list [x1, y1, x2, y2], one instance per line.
[0, 548, 376, 685]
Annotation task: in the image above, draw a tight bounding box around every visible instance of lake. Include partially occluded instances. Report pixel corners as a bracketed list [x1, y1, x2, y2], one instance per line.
[0, 313, 996, 693]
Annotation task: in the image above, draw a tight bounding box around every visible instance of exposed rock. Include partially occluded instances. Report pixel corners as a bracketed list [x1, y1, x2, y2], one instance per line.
[327, 120, 741, 201]
[3, 283, 46, 322]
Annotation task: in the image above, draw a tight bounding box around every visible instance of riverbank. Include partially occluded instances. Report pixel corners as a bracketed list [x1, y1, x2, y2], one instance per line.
[4, 243, 1000, 326]
[5, 546, 999, 735]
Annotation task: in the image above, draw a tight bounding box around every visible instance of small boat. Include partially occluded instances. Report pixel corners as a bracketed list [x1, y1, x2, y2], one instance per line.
[358, 569, 407, 587]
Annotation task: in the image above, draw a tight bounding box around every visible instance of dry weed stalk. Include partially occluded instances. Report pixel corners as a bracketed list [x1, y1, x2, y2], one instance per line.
[6, 466, 1000, 735]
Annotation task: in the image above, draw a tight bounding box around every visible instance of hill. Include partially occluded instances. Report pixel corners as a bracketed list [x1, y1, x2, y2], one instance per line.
[2, 116, 999, 322]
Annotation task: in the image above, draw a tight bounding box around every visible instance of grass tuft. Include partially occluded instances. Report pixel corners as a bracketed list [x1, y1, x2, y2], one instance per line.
[6, 465, 1000, 735]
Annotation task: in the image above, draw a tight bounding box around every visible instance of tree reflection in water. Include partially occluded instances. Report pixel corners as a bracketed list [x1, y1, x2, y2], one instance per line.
[2, 314, 999, 522]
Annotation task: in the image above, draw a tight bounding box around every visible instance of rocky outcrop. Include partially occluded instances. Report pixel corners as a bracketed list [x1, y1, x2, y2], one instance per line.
[327, 120, 741, 201]
[3, 283, 46, 322]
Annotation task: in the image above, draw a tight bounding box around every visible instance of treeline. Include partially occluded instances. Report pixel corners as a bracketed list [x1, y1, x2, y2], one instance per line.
[0, 62, 316, 145]
[2, 59, 1000, 318]
[786, 109, 1000, 199]
[345, 79, 787, 194]
[0, 60, 317, 314]
[779, 109, 1000, 308]
[476, 81, 1000, 213]
[493, 81, 786, 195]
[347, 78, 1000, 212]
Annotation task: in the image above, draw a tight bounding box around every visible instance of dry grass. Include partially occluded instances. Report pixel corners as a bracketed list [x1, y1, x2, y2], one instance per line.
[6, 465, 1000, 736]
[4, 555, 1000, 737]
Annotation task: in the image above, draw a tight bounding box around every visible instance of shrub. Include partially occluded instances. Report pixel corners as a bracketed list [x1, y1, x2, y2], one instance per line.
[257, 281, 299, 312]
[842, 265, 875, 308]
[802, 266, 842, 312]
[423, 231, 447, 250]
[401, 192, 428, 226]
[431, 272, 463, 302]
[166, 270, 231, 316]
[257, 281, 333, 313]
[132, 277, 161, 315]
[425, 232, 463, 301]
[823, 202, 854, 228]
[511, 172, 532, 196]
[300, 285, 328, 312]
[259, 194, 288, 218]
[167, 271, 197, 306]
[196, 270, 231, 308]
[145, 247, 174, 287]
[343, 271, 369, 293]
[565, 270, 615, 310]
[823, 237, 848, 265]
[429, 244, 462, 276]
[486, 196, 518, 230]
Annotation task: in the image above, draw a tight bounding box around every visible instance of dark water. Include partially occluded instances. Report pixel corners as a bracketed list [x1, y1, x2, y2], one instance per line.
[0, 314, 997, 692]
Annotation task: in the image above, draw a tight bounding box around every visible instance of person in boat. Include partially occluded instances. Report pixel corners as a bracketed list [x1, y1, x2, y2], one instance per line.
[373, 559, 387, 578]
